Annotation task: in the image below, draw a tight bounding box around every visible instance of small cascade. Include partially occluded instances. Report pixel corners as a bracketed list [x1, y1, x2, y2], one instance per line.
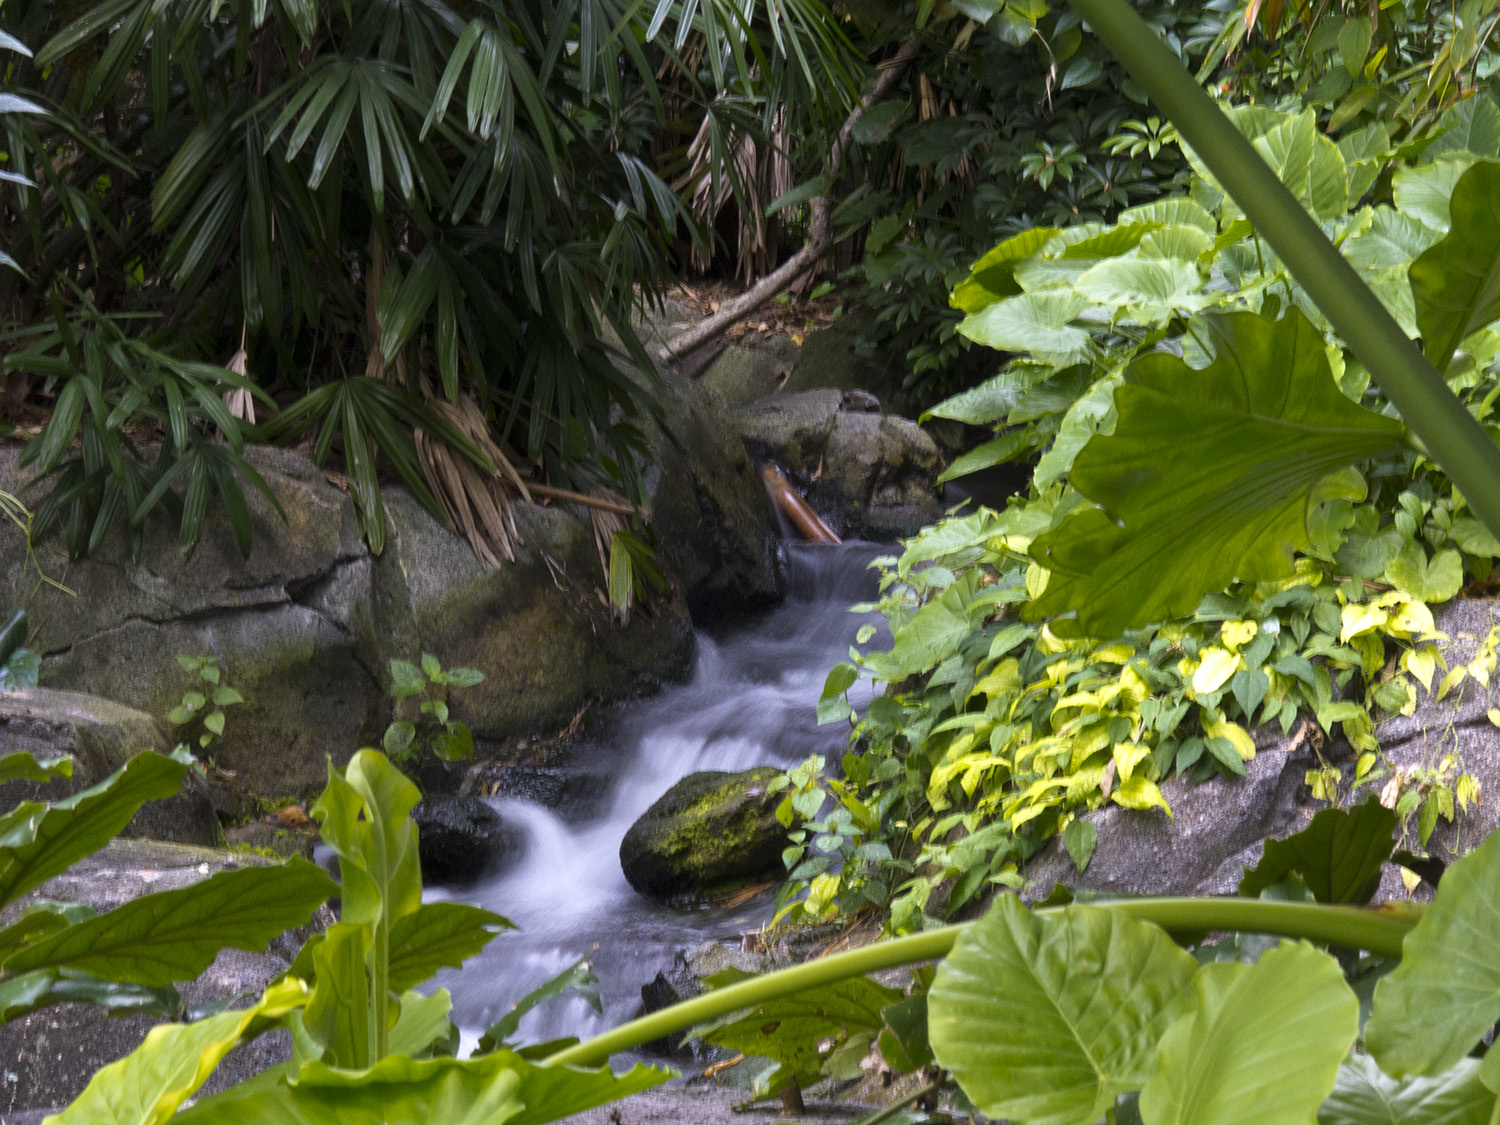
[432, 540, 887, 1045]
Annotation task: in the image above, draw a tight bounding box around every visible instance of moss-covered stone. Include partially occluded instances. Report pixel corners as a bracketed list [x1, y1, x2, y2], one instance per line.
[618, 766, 788, 898]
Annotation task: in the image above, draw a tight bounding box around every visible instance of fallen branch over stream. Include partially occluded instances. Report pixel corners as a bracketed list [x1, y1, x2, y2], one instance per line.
[652, 37, 925, 366]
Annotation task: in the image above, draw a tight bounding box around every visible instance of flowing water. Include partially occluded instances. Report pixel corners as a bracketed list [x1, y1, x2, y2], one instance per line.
[431, 540, 888, 1048]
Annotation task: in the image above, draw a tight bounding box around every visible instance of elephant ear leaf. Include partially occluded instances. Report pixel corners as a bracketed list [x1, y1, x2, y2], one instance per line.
[1026, 308, 1407, 637]
[1365, 826, 1500, 1078]
[928, 894, 1197, 1125]
[1410, 161, 1500, 376]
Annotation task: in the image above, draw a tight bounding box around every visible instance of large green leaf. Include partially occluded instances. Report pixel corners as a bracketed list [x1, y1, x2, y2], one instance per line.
[45, 977, 311, 1124]
[1237, 798, 1396, 904]
[0, 752, 73, 786]
[1027, 309, 1407, 636]
[958, 291, 1094, 367]
[312, 750, 422, 932]
[1072, 257, 1207, 327]
[303, 922, 373, 1071]
[3, 859, 334, 985]
[0, 900, 94, 963]
[1365, 826, 1500, 1076]
[1318, 1056, 1495, 1125]
[1391, 158, 1473, 233]
[689, 969, 899, 1087]
[1410, 162, 1500, 375]
[928, 895, 1197, 1125]
[169, 1052, 669, 1125]
[1139, 942, 1358, 1125]
[0, 750, 190, 912]
[387, 988, 455, 1059]
[949, 227, 1060, 313]
[387, 902, 513, 994]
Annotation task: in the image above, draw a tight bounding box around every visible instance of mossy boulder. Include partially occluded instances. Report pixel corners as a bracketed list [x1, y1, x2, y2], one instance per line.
[372, 489, 694, 744]
[619, 766, 788, 898]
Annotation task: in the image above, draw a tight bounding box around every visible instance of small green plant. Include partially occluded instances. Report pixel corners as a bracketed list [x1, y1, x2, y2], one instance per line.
[382, 654, 484, 769]
[0, 609, 39, 691]
[166, 655, 244, 754]
[0, 746, 332, 1028]
[49, 750, 665, 1122]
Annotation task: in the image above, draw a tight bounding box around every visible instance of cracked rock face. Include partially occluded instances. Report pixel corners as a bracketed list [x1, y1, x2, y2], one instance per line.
[0, 444, 693, 803]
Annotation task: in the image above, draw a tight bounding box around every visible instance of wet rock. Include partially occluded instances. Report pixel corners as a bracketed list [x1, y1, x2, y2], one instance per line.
[462, 764, 612, 821]
[784, 306, 908, 408]
[638, 366, 784, 619]
[0, 688, 220, 847]
[1021, 725, 1318, 901]
[412, 794, 519, 886]
[698, 335, 801, 408]
[619, 767, 788, 898]
[735, 391, 944, 539]
[0, 838, 331, 1117]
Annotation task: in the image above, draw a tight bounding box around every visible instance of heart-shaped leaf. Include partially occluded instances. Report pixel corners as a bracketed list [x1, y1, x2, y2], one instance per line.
[929, 894, 1197, 1125]
[1365, 826, 1500, 1076]
[1238, 798, 1397, 904]
[1410, 161, 1500, 374]
[1140, 941, 1358, 1125]
[1317, 1055, 1495, 1124]
[1027, 309, 1406, 636]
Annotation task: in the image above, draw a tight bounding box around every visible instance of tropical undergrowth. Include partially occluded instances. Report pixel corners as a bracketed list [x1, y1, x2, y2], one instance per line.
[775, 91, 1500, 934]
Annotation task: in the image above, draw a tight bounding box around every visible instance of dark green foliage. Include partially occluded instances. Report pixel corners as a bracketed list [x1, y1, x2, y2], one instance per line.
[0, 0, 862, 557]
[834, 0, 1219, 406]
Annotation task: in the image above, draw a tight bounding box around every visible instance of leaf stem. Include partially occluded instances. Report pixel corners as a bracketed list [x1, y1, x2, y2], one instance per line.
[544, 898, 1416, 1069]
[1064, 0, 1500, 544]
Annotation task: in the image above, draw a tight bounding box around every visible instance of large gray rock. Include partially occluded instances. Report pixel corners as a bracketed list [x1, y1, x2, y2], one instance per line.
[735, 390, 944, 539]
[0, 443, 698, 803]
[620, 767, 789, 898]
[0, 838, 329, 1117]
[636, 366, 783, 620]
[1022, 725, 1319, 901]
[0, 445, 383, 798]
[372, 490, 694, 744]
[698, 335, 802, 408]
[0, 688, 219, 847]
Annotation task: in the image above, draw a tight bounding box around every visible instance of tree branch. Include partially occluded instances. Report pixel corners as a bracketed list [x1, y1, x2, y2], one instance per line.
[652, 37, 925, 366]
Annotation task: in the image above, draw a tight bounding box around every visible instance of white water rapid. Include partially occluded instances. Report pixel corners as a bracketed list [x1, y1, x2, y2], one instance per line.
[430, 540, 888, 1049]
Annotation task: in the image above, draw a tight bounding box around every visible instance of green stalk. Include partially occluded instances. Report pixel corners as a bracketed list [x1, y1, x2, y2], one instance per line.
[1064, 0, 1500, 544]
[545, 898, 1416, 1069]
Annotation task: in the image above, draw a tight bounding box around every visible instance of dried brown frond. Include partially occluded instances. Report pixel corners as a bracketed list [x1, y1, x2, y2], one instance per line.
[678, 105, 791, 284]
[415, 394, 532, 567]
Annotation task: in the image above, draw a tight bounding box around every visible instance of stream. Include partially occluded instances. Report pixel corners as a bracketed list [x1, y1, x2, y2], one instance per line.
[431, 539, 888, 1049]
